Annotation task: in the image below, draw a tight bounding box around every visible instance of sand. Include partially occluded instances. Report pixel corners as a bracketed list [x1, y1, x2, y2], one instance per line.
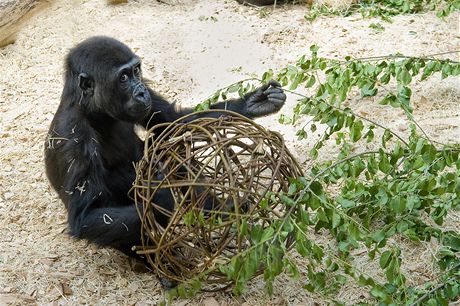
[0, 0, 459, 305]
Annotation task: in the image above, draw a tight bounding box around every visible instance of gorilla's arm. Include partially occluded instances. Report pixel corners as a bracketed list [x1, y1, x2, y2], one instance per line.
[207, 80, 286, 118]
[140, 80, 286, 129]
[61, 154, 176, 256]
[69, 200, 142, 256]
[54, 149, 141, 255]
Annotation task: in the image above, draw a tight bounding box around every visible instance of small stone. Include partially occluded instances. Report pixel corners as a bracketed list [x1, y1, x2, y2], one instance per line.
[61, 283, 73, 296]
[3, 192, 14, 200]
[128, 282, 139, 292]
[202, 297, 220, 306]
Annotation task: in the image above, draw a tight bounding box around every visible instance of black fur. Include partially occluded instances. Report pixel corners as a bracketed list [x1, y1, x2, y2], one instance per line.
[45, 36, 286, 256]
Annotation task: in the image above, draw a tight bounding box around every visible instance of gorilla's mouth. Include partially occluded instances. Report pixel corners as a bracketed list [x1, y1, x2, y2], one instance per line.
[130, 104, 151, 116]
[128, 98, 151, 115]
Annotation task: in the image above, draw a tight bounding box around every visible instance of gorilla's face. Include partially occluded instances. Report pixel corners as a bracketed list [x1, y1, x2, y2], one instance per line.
[109, 57, 152, 122]
[72, 37, 152, 122]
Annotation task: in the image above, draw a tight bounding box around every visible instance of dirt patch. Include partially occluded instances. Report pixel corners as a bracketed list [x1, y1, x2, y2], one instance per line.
[0, 0, 458, 305]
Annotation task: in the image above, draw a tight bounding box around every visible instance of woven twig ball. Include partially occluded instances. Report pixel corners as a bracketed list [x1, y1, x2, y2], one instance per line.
[131, 111, 303, 290]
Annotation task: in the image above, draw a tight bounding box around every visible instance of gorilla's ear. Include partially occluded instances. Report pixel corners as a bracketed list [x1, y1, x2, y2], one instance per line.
[78, 73, 94, 96]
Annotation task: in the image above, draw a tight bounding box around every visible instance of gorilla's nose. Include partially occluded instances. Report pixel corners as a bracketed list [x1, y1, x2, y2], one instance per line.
[133, 83, 151, 106]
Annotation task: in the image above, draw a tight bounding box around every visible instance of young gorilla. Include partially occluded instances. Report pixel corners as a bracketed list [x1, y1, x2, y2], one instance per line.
[45, 36, 286, 257]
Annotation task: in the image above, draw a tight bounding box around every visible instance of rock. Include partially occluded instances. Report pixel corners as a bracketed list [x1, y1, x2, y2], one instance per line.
[3, 192, 14, 200]
[0, 0, 52, 47]
[202, 297, 220, 306]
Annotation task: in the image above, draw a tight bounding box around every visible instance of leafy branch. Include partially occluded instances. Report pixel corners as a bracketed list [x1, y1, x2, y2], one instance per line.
[170, 48, 460, 305]
[305, 0, 460, 22]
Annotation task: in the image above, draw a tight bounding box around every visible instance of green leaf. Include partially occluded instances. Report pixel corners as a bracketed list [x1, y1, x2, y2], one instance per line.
[427, 298, 438, 306]
[390, 196, 406, 214]
[290, 73, 303, 90]
[296, 129, 308, 140]
[261, 226, 275, 242]
[441, 233, 460, 252]
[441, 63, 452, 79]
[288, 183, 297, 195]
[280, 194, 296, 207]
[261, 69, 274, 83]
[337, 196, 356, 208]
[228, 83, 241, 93]
[380, 94, 398, 107]
[339, 85, 348, 102]
[177, 284, 186, 298]
[240, 219, 248, 236]
[318, 60, 327, 70]
[382, 130, 393, 148]
[380, 72, 391, 84]
[422, 143, 437, 163]
[287, 65, 298, 78]
[310, 148, 318, 159]
[396, 220, 409, 233]
[379, 250, 392, 269]
[361, 82, 378, 97]
[350, 120, 364, 142]
[358, 275, 375, 287]
[369, 22, 385, 32]
[370, 286, 387, 300]
[399, 68, 412, 85]
[365, 128, 375, 142]
[376, 187, 389, 204]
[306, 75, 316, 88]
[332, 211, 341, 228]
[379, 154, 392, 174]
[312, 244, 324, 261]
[397, 85, 412, 112]
[372, 230, 386, 243]
[250, 225, 263, 243]
[286, 261, 300, 279]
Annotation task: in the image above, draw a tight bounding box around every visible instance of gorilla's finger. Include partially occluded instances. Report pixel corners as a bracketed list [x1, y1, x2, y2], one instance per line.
[267, 92, 286, 101]
[268, 80, 282, 88]
[257, 83, 271, 92]
[264, 87, 284, 95]
[257, 104, 276, 113]
[268, 98, 286, 107]
[250, 91, 264, 100]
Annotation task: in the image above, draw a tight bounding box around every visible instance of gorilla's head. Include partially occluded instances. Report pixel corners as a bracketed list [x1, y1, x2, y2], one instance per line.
[64, 36, 151, 122]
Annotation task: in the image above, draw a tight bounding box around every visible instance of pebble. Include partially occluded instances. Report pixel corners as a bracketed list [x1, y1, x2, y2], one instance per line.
[3, 192, 14, 200]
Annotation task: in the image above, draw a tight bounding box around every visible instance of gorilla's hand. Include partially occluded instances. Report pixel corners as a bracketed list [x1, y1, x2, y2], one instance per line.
[244, 80, 286, 118]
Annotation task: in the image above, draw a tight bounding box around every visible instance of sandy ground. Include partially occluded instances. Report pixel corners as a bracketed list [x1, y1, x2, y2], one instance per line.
[0, 0, 459, 305]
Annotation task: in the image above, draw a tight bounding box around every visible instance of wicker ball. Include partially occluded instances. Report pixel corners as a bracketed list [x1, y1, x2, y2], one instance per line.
[131, 111, 303, 290]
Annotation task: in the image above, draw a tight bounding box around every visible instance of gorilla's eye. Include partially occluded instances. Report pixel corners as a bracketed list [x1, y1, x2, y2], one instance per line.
[133, 66, 141, 77]
[120, 73, 129, 82]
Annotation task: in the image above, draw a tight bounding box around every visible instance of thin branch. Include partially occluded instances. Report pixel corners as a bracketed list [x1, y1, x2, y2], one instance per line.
[408, 262, 460, 306]
[283, 89, 410, 147]
[341, 50, 460, 64]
